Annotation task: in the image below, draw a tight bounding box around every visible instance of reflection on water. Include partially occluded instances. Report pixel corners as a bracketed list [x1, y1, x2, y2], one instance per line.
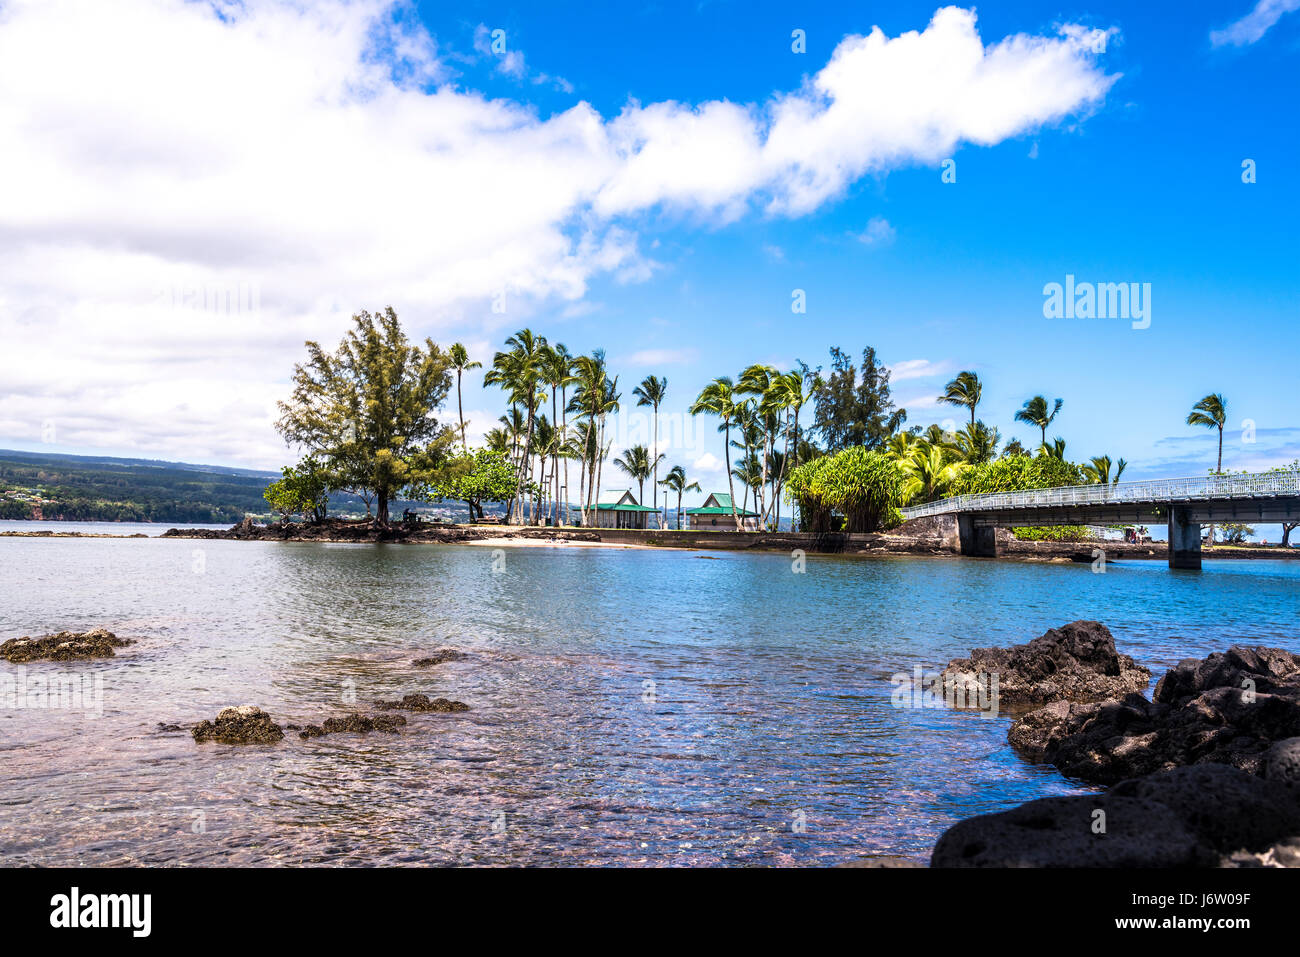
[1, 535, 1297, 866]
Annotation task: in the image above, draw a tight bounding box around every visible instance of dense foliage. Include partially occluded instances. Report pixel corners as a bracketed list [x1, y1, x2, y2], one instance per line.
[263, 457, 330, 523]
[785, 446, 903, 533]
[276, 307, 456, 524]
[424, 449, 516, 520]
[809, 347, 906, 452]
[949, 454, 1085, 496]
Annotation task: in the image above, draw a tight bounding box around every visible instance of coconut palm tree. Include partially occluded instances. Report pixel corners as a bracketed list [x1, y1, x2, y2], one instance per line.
[659, 465, 701, 530]
[1015, 395, 1063, 446]
[614, 445, 658, 506]
[1039, 437, 1068, 460]
[540, 343, 574, 525]
[902, 442, 967, 504]
[956, 420, 1000, 464]
[938, 371, 982, 426]
[448, 343, 481, 451]
[484, 330, 547, 523]
[1188, 393, 1228, 546]
[1083, 455, 1127, 485]
[632, 375, 667, 512]
[690, 377, 743, 530]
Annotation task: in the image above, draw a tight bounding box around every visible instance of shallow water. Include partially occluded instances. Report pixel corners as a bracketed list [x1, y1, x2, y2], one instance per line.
[1, 534, 1297, 866]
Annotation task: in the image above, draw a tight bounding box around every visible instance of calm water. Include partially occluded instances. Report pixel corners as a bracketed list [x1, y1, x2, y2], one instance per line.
[1, 533, 1297, 866]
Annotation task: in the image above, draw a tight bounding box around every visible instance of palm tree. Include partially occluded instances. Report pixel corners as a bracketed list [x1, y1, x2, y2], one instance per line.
[690, 377, 743, 530]
[1083, 455, 1127, 485]
[567, 350, 611, 526]
[1015, 395, 1063, 446]
[1039, 437, 1067, 460]
[659, 465, 701, 530]
[484, 329, 547, 524]
[448, 343, 481, 451]
[614, 445, 657, 505]
[938, 371, 982, 426]
[956, 420, 999, 464]
[632, 375, 668, 513]
[902, 442, 966, 504]
[541, 343, 574, 525]
[1188, 393, 1228, 546]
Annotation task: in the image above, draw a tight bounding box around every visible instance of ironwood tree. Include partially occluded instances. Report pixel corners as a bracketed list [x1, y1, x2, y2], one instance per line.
[276, 307, 455, 525]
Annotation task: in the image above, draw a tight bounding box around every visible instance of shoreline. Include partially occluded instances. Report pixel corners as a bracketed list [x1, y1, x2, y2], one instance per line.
[3, 517, 1297, 561]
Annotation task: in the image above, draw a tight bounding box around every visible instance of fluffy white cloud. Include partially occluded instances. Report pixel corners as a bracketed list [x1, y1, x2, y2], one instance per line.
[0, 0, 1117, 466]
[1211, 0, 1300, 46]
[855, 216, 897, 246]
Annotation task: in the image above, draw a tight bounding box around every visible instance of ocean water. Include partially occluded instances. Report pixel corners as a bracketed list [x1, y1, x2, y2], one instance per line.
[1, 532, 1297, 866]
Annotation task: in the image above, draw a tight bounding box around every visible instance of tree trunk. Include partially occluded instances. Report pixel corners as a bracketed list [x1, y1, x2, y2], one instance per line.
[457, 371, 466, 450]
[724, 420, 742, 531]
[652, 405, 659, 511]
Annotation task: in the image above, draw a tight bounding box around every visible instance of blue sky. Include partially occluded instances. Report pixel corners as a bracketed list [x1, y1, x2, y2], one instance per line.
[0, 0, 1296, 509]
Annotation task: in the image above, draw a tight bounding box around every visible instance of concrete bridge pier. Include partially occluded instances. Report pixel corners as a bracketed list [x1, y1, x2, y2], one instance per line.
[957, 515, 999, 557]
[1168, 507, 1202, 570]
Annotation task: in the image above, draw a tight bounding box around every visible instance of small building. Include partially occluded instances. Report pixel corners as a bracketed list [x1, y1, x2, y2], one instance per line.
[685, 492, 760, 531]
[590, 489, 660, 529]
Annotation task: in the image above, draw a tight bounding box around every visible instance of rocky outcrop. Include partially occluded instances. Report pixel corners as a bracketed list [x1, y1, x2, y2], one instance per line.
[932, 763, 1300, 868]
[941, 620, 1151, 711]
[413, 650, 467, 667]
[298, 713, 407, 738]
[375, 693, 469, 713]
[191, 706, 284, 744]
[1008, 646, 1300, 785]
[0, 628, 133, 662]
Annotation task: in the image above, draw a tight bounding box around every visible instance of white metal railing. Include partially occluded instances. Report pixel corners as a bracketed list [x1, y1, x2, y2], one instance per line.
[899, 470, 1300, 519]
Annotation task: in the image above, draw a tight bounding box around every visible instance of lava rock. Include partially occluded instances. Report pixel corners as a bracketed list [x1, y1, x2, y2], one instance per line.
[0, 628, 133, 662]
[298, 713, 407, 739]
[932, 764, 1300, 868]
[412, 649, 467, 667]
[375, 693, 469, 713]
[941, 620, 1151, 711]
[191, 706, 284, 744]
[1008, 645, 1300, 785]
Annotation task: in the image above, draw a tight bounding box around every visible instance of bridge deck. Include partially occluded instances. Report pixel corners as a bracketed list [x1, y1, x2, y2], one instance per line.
[900, 471, 1300, 527]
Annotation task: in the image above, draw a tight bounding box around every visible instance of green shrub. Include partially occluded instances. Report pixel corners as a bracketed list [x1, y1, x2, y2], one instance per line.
[786, 447, 903, 532]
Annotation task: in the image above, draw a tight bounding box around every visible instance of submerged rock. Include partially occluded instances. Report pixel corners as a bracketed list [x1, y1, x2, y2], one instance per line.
[298, 713, 407, 739]
[412, 649, 467, 667]
[191, 706, 284, 744]
[932, 764, 1300, 868]
[1008, 645, 1300, 785]
[0, 628, 133, 663]
[375, 693, 469, 713]
[941, 620, 1151, 711]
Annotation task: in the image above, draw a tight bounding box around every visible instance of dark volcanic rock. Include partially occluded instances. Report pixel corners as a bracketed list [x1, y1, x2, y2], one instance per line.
[413, 649, 467, 667]
[1008, 645, 1300, 785]
[375, 693, 469, 713]
[932, 764, 1300, 868]
[298, 713, 407, 738]
[941, 620, 1151, 710]
[191, 706, 284, 744]
[0, 628, 133, 662]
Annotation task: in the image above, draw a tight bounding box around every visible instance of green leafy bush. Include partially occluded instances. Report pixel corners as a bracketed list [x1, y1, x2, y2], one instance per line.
[786, 446, 902, 532]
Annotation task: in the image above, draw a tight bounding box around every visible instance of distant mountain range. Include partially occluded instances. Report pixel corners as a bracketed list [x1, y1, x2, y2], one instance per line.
[0, 448, 480, 523]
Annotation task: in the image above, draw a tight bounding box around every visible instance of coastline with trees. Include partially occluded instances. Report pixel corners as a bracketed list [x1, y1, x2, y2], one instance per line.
[230, 307, 1300, 557]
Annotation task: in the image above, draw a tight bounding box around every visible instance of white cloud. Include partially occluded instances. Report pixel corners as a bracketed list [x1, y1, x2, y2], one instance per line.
[1211, 0, 1300, 46]
[624, 348, 700, 367]
[889, 358, 953, 382]
[0, 1, 1117, 467]
[854, 216, 897, 246]
[692, 452, 722, 473]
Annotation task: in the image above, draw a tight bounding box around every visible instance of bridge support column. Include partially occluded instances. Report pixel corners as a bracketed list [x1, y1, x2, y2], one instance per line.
[957, 515, 999, 557]
[1168, 507, 1201, 570]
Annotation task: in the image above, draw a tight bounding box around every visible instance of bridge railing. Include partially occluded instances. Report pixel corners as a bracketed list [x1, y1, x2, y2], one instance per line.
[899, 470, 1300, 519]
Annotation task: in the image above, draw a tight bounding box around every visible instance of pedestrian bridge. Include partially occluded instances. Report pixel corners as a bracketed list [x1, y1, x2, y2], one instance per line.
[899, 471, 1300, 568]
